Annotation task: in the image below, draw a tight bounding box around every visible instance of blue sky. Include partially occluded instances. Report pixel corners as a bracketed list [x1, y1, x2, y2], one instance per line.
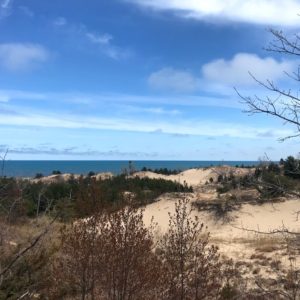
[1, 0, 300, 160]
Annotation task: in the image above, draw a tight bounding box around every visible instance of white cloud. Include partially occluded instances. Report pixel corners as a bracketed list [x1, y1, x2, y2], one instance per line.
[0, 89, 46, 102]
[53, 18, 131, 60]
[85, 32, 128, 59]
[148, 54, 295, 92]
[202, 53, 295, 86]
[86, 31, 131, 60]
[122, 104, 181, 115]
[0, 88, 240, 108]
[143, 107, 180, 115]
[1, 0, 11, 8]
[0, 43, 50, 71]
[5, 145, 158, 158]
[127, 0, 300, 26]
[86, 32, 113, 45]
[19, 6, 34, 17]
[148, 67, 199, 92]
[0, 109, 293, 139]
[0, 0, 13, 18]
[53, 17, 66, 26]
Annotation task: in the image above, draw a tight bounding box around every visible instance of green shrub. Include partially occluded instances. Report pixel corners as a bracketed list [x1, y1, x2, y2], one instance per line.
[52, 170, 61, 175]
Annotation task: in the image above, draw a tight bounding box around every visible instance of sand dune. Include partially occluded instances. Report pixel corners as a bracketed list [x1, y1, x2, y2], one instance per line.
[134, 166, 254, 187]
[31, 172, 113, 184]
[143, 195, 300, 238]
[30, 165, 252, 186]
[143, 195, 300, 271]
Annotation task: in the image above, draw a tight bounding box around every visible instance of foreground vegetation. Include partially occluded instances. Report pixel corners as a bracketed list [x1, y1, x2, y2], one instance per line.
[1, 157, 300, 299]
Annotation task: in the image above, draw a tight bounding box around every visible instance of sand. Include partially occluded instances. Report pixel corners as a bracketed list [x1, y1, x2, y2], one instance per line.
[138, 164, 300, 273]
[143, 194, 300, 273]
[134, 166, 254, 187]
[143, 195, 300, 238]
[135, 166, 299, 239]
[31, 165, 251, 186]
[31, 172, 113, 184]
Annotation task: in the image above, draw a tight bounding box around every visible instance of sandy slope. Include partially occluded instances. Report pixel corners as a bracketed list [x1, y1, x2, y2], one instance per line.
[134, 166, 253, 187]
[143, 195, 300, 272]
[145, 194, 300, 238]
[143, 195, 300, 238]
[31, 165, 251, 186]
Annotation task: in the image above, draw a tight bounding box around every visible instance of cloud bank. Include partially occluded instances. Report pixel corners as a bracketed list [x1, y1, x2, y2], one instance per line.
[1, 145, 158, 158]
[0, 108, 292, 140]
[127, 0, 300, 26]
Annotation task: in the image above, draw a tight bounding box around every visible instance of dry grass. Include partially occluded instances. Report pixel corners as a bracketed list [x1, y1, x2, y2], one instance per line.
[237, 234, 284, 254]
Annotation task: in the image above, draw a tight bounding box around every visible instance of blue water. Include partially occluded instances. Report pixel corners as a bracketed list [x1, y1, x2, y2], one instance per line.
[1, 160, 260, 177]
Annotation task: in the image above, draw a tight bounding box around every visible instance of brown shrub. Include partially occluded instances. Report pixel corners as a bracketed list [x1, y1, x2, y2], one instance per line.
[159, 198, 221, 300]
[51, 207, 162, 300]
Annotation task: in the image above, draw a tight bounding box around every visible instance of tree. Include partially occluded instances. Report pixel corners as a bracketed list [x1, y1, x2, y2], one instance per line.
[52, 207, 162, 300]
[238, 29, 300, 142]
[159, 198, 221, 300]
[97, 207, 162, 300]
[51, 216, 99, 300]
[237, 28, 300, 199]
[283, 156, 300, 179]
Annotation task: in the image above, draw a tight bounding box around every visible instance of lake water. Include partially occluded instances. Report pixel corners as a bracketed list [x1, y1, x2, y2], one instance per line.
[1, 160, 260, 177]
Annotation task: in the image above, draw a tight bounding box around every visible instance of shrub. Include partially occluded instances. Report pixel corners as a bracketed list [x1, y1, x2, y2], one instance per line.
[159, 199, 221, 299]
[88, 171, 95, 177]
[258, 172, 294, 199]
[52, 208, 163, 299]
[34, 173, 44, 179]
[52, 170, 61, 175]
[216, 184, 231, 194]
[140, 167, 182, 175]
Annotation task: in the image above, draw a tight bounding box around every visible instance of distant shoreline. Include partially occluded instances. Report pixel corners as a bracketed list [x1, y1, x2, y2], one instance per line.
[1, 160, 262, 178]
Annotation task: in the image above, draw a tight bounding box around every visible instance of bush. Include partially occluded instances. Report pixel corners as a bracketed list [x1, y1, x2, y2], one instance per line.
[88, 171, 96, 177]
[34, 173, 44, 179]
[159, 199, 222, 299]
[51, 207, 163, 299]
[52, 170, 61, 175]
[283, 156, 300, 179]
[258, 172, 294, 199]
[140, 167, 182, 175]
[4, 175, 192, 220]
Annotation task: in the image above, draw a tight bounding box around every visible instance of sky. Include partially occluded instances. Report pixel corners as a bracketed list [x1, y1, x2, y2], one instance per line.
[1, 0, 300, 160]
